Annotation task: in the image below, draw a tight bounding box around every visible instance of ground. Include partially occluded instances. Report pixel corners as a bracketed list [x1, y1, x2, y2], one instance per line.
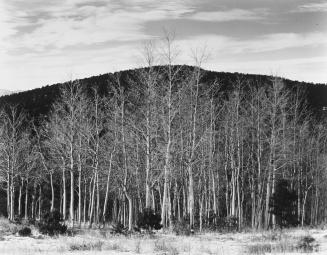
[1, 224, 327, 254]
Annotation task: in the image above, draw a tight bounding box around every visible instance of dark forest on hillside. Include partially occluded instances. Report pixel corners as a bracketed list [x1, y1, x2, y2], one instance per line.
[1, 65, 327, 121]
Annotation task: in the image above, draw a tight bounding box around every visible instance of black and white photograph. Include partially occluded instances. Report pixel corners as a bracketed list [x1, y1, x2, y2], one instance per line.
[0, 0, 326, 254]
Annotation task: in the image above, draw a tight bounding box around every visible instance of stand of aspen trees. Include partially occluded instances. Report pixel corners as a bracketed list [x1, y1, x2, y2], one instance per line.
[1, 37, 327, 230]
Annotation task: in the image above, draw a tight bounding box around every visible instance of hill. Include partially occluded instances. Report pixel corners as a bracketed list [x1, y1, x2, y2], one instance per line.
[0, 65, 326, 119]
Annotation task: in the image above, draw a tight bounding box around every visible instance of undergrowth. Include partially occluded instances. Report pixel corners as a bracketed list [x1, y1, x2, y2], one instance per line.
[246, 234, 319, 254]
[154, 239, 179, 255]
[69, 240, 104, 251]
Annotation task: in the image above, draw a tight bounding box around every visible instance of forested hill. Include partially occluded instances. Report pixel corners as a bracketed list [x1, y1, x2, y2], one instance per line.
[1, 65, 326, 119]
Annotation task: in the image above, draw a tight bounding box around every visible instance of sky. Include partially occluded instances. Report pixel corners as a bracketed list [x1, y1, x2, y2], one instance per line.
[0, 0, 326, 91]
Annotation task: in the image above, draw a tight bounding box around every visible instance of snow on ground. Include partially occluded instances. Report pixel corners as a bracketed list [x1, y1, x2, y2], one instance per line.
[1, 228, 327, 254]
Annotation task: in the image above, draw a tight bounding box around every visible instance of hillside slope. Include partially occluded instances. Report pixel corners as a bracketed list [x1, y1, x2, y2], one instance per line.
[0, 65, 326, 119]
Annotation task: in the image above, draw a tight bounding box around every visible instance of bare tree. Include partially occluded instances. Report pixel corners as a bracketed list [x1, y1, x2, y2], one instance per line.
[0, 106, 26, 220]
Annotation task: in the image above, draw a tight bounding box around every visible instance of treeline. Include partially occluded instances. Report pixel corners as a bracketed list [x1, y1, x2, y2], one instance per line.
[1, 38, 327, 231]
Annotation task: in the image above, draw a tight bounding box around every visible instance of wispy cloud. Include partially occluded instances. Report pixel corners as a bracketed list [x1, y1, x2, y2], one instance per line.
[187, 8, 267, 22]
[233, 32, 327, 53]
[177, 32, 327, 57]
[2, 0, 193, 53]
[294, 2, 327, 12]
[1, 0, 326, 90]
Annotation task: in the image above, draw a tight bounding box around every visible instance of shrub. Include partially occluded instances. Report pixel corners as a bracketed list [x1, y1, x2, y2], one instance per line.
[13, 216, 22, 224]
[297, 235, 319, 253]
[18, 227, 32, 237]
[173, 218, 191, 236]
[38, 210, 67, 236]
[27, 218, 36, 225]
[69, 241, 104, 251]
[110, 222, 127, 235]
[225, 215, 238, 232]
[137, 208, 162, 231]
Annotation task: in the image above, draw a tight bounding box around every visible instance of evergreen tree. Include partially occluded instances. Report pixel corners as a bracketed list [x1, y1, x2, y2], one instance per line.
[270, 179, 298, 228]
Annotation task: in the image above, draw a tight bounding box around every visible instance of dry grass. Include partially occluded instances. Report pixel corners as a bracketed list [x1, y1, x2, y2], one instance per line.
[246, 242, 295, 254]
[0, 224, 326, 255]
[69, 240, 104, 251]
[106, 241, 122, 251]
[135, 239, 141, 253]
[246, 233, 319, 254]
[0, 217, 18, 236]
[154, 239, 179, 254]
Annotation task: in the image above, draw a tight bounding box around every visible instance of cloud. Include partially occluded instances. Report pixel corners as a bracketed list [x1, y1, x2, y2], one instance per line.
[187, 8, 267, 22]
[233, 32, 327, 53]
[1, 0, 326, 90]
[295, 2, 327, 12]
[2, 0, 194, 54]
[176, 32, 327, 58]
[0, 0, 196, 90]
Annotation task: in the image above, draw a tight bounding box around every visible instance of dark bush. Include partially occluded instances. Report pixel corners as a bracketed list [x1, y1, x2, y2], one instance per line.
[110, 222, 127, 235]
[225, 215, 238, 232]
[137, 208, 162, 231]
[269, 179, 298, 228]
[28, 218, 36, 225]
[18, 227, 31, 237]
[69, 241, 104, 251]
[297, 235, 319, 252]
[13, 217, 22, 225]
[206, 210, 217, 230]
[215, 217, 226, 230]
[38, 210, 67, 236]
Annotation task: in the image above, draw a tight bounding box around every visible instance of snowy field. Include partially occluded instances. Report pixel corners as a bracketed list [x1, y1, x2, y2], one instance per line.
[1, 227, 327, 255]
